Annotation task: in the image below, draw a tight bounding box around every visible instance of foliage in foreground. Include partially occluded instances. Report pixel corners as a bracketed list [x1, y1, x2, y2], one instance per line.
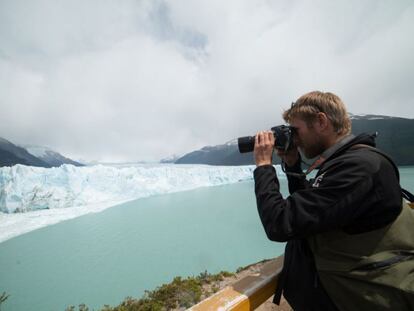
[65, 270, 234, 311]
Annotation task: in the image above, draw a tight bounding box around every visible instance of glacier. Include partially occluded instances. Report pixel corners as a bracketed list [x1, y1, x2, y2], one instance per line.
[0, 163, 286, 242]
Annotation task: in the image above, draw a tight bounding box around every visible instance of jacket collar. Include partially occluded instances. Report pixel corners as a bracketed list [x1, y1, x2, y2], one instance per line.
[326, 133, 377, 161]
[320, 134, 355, 162]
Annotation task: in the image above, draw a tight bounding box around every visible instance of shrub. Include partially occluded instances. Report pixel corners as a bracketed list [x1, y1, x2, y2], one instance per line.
[65, 269, 234, 311]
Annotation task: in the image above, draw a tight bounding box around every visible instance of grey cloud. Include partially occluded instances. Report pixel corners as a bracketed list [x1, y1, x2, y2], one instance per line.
[0, 0, 413, 162]
[147, 0, 207, 50]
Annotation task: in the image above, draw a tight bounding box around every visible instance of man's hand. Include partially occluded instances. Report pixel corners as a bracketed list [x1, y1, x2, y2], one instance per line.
[254, 131, 275, 167]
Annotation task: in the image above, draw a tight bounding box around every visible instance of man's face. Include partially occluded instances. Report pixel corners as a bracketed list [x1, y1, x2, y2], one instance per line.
[289, 117, 325, 159]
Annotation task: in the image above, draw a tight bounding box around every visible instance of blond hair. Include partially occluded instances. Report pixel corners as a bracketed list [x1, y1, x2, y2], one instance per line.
[283, 91, 351, 135]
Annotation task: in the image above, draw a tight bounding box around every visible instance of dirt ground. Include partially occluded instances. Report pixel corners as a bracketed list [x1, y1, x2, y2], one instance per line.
[256, 296, 292, 311]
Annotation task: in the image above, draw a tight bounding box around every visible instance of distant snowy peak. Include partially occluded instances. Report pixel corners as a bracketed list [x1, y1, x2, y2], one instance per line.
[0, 137, 51, 168]
[349, 113, 402, 121]
[201, 139, 237, 150]
[224, 138, 237, 145]
[160, 154, 183, 163]
[0, 137, 12, 145]
[21, 144, 83, 167]
[23, 145, 52, 158]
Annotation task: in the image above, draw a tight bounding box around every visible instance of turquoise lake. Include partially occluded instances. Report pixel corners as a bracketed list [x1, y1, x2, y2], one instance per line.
[0, 166, 413, 311]
[0, 180, 287, 311]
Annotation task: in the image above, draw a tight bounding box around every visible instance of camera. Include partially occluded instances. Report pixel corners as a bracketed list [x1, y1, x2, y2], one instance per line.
[237, 125, 295, 153]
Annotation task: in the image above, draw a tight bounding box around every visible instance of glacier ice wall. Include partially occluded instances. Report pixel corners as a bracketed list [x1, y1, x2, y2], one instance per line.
[0, 163, 287, 242]
[0, 164, 285, 214]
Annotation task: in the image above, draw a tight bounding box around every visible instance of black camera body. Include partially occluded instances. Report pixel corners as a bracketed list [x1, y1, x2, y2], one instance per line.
[237, 125, 294, 153]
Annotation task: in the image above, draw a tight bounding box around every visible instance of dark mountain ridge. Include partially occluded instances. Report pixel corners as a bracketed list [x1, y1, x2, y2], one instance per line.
[0, 137, 52, 167]
[22, 144, 83, 167]
[174, 115, 414, 166]
[0, 137, 83, 168]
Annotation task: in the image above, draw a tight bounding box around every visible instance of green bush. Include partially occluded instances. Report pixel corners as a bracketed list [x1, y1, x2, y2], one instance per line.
[65, 269, 235, 311]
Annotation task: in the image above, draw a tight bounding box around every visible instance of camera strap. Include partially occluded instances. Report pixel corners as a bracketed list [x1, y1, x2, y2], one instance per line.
[282, 157, 325, 178]
[283, 134, 355, 178]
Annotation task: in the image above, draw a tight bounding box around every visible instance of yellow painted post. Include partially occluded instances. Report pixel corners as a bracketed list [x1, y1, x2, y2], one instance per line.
[188, 256, 284, 311]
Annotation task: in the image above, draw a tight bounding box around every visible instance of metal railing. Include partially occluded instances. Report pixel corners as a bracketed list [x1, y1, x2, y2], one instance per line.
[188, 256, 283, 311]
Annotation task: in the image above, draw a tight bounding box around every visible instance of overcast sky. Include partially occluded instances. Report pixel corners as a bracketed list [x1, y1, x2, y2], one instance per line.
[1, 0, 413, 162]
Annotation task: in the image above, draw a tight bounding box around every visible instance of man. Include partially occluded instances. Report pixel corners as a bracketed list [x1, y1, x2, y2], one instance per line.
[253, 91, 414, 311]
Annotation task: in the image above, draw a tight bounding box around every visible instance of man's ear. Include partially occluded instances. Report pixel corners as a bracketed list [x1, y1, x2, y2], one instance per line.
[316, 112, 329, 131]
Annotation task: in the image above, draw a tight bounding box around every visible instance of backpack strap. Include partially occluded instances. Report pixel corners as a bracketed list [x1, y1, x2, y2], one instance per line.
[350, 144, 400, 180]
[351, 144, 414, 209]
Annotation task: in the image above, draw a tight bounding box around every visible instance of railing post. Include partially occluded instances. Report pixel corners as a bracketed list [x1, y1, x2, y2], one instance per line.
[188, 256, 284, 310]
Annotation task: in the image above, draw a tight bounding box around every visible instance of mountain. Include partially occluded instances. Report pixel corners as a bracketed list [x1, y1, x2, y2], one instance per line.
[174, 139, 267, 165]
[0, 137, 52, 167]
[0, 137, 83, 167]
[174, 115, 414, 166]
[22, 145, 83, 167]
[349, 114, 414, 166]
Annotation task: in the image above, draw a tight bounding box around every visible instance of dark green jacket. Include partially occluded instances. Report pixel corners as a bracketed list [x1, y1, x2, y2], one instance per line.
[308, 200, 414, 311]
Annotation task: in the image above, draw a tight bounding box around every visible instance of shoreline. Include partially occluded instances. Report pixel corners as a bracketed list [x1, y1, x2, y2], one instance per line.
[63, 260, 292, 311]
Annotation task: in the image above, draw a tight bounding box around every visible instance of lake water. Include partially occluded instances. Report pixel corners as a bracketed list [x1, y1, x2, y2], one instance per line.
[0, 180, 287, 311]
[0, 166, 413, 311]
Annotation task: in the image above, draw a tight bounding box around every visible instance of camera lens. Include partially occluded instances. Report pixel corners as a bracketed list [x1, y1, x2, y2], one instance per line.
[238, 136, 255, 153]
